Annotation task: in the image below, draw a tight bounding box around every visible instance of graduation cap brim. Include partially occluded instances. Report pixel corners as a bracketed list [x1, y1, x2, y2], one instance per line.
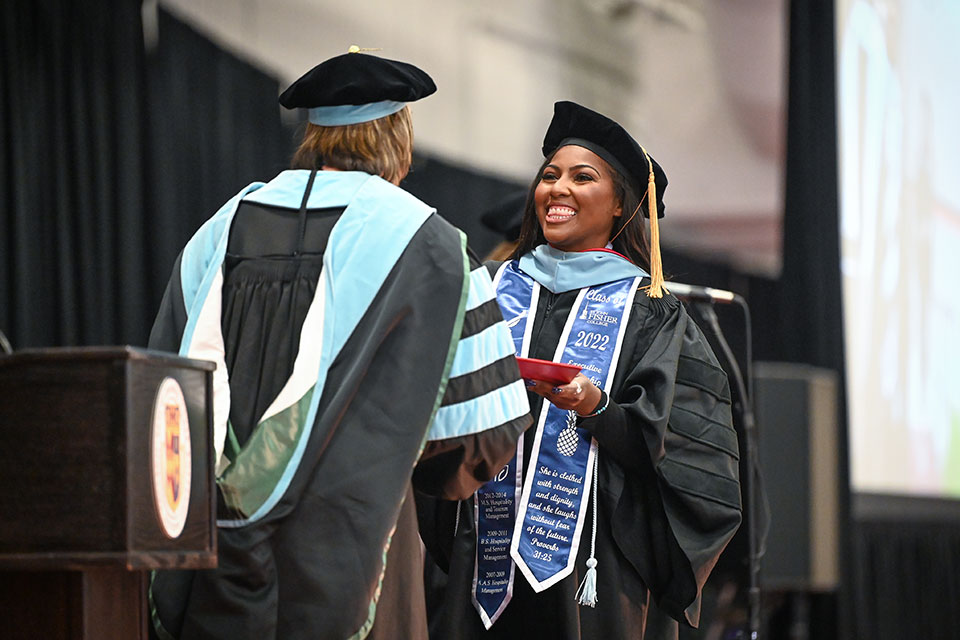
[279, 52, 436, 126]
[542, 101, 667, 218]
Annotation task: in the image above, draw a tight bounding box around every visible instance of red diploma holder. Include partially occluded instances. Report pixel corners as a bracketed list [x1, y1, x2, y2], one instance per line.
[516, 357, 581, 385]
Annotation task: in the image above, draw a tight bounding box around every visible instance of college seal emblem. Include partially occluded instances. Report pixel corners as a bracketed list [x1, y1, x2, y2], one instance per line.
[151, 377, 191, 538]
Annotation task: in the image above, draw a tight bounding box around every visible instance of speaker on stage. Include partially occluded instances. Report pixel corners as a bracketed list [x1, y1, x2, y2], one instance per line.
[753, 361, 840, 591]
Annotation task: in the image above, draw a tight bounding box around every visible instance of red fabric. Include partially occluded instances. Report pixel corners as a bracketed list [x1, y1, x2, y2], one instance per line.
[580, 247, 633, 262]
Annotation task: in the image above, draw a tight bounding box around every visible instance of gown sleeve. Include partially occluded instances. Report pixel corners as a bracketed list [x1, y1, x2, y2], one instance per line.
[148, 251, 188, 353]
[581, 295, 742, 627]
[413, 252, 531, 501]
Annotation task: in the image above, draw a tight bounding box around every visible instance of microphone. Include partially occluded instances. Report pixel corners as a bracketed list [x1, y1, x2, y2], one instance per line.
[665, 281, 738, 304]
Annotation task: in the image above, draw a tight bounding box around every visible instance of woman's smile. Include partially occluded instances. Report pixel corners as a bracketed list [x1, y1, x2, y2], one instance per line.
[544, 204, 577, 223]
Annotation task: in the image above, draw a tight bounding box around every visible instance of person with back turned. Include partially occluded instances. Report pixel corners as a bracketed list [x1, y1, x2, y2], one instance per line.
[147, 50, 531, 640]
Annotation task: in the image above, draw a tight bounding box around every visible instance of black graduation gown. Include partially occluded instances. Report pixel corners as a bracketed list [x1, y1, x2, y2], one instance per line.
[421, 262, 742, 640]
[148, 189, 530, 640]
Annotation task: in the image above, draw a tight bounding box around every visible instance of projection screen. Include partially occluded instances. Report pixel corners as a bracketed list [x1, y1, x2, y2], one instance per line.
[837, 0, 960, 499]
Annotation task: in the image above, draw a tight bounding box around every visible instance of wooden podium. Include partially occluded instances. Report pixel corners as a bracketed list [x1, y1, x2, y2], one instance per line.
[0, 347, 217, 639]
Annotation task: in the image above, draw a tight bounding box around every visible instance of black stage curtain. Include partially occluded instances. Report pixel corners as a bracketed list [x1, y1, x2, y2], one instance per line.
[782, 0, 845, 374]
[1, 0, 152, 348]
[852, 516, 960, 640]
[0, 2, 288, 349]
[142, 8, 290, 323]
[779, 1, 847, 637]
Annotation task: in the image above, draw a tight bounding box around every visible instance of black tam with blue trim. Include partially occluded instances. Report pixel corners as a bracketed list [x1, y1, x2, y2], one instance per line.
[542, 101, 667, 218]
[279, 52, 436, 125]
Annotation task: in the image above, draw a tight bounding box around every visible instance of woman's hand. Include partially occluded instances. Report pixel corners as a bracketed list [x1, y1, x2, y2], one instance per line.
[524, 373, 602, 415]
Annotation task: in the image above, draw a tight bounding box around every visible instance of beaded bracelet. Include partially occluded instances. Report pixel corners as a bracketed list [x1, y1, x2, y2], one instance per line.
[577, 391, 609, 418]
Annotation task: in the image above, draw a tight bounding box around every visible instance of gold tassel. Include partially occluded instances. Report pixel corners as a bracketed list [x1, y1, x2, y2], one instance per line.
[644, 155, 664, 298]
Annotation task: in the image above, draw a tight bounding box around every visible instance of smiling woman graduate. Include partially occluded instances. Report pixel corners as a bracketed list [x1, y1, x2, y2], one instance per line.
[421, 102, 742, 640]
[146, 51, 530, 640]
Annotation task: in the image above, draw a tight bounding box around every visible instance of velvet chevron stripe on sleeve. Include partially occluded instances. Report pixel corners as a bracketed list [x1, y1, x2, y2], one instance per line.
[428, 263, 529, 442]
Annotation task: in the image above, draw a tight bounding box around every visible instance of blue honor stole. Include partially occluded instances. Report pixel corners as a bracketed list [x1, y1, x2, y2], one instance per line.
[471, 262, 539, 628]
[472, 260, 640, 628]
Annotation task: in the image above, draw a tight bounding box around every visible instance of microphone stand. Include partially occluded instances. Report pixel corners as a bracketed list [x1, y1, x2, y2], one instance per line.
[692, 297, 767, 640]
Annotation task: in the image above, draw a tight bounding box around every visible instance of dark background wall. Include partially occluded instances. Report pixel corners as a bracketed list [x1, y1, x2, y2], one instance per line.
[1, 2, 289, 348]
